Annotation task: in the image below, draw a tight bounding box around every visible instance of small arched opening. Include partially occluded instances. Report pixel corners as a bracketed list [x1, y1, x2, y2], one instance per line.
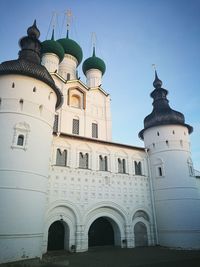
[88, 217, 120, 247]
[134, 222, 148, 247]
[47, 220, 69, 251]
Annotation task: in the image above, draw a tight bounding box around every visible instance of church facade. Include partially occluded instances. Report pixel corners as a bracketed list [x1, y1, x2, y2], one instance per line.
[0, 21, 200, 264]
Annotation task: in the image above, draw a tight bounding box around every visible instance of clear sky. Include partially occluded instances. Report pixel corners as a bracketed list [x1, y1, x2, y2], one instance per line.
[0, 0, 199, 170]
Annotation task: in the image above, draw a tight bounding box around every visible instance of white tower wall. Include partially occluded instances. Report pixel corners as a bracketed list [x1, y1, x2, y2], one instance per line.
[41, 53, 60, 73]
[0, 75, 57, 263]
[86, 69, 102, 87]
[144, 125, 200, 248]
[58, 54, 78, 80]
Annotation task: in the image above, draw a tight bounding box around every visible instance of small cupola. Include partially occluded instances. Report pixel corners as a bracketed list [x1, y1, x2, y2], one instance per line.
[57, 30, 83, 65]
[56, 29, 83, 80]
[82, 47, 106, 87]
[41, 29, 65, 73]
[41, 29, 65, 63]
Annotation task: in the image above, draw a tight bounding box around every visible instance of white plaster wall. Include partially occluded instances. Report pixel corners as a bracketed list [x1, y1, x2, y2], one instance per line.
[143, 125, 200, 249]
[41, 53, 60, 73]
[86, 69, 102, 88]
[44, 135, 154, 253]
[58, 54, 78, 80]
[53, 80, 112, 141]
[0, 75, 57, 263]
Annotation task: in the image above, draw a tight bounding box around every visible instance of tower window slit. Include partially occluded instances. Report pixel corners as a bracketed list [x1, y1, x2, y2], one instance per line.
[17, 135, 24, 146]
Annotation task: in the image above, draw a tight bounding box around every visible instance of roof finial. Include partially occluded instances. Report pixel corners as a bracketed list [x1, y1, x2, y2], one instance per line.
[66, 9, 72, 38]
[91, 32, 96, 57]
[152, 64, 162, 89]
[27, 19, 40, 39]
[51, 29, 55, 40]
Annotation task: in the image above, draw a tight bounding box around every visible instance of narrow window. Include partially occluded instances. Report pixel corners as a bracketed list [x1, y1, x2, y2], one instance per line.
[158, 167, 162, 176]
[12, 82, 15, 88]
[67, 73, 71, 80]
[157, 131, 160, 136]
[122, 159, 126, 173]
[56, 149, 67, 166]
[19, 99, 23, 111]
[53, 114, 59, 132]
[135, 161, 142, 175]
[99, 155, 108, 171]
[33, 87, 36, 92]
[73, 119, 79, 135]
[17, 135, 24, 146]
[79, 152, 89, 169]
[92, 123, 98, 138]
[118, 158, 126, 173]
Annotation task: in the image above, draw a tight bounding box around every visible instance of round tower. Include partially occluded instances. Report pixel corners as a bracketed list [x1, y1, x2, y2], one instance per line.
[57, 30, 83, 80]
[139, 72, 200, 249]
[41, 29, 65, 73]
[82, 46, 106, 87]
[0, 21, 63, 263]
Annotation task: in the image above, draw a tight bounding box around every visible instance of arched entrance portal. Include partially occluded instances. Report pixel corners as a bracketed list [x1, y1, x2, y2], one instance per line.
[134, 222, 148, 247]
[48, 221, 65, 251]
[88, 217, 115, 247]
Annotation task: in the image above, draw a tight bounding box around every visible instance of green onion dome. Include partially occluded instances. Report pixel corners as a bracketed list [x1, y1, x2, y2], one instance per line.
[82, 47, 106, 76]
[41, 30, 65, 62]
[57, 32, 83, 65]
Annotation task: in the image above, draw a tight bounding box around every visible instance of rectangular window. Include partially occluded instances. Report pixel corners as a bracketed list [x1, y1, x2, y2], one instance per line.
[158, 167, 163, 176]
[99, 155, 108, 171]
[135, 161, 142, 175]
[53, 114, 59, 132]
[92, 123, 98, 138]
[56, 149, 67, 166]
[73, 119, 79, 135]
[79, 152, 89, 169]
[118, 158, 126, 173]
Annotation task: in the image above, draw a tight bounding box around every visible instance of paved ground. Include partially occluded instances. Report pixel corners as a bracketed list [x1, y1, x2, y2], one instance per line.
[2, 246, 200, 267]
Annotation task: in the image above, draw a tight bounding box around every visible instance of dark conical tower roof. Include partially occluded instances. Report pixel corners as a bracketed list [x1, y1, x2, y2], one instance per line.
[0, 20, 63, 109]
[139, 71, 193, 139]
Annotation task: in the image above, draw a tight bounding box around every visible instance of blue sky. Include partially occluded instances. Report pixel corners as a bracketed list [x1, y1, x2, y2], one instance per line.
[0, 0, 199, 170]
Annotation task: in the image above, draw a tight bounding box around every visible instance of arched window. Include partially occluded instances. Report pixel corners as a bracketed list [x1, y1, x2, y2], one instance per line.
[79, 152, 89, 169]
[118, 158, 126, 173]
[133, 210, 149, 221]
[72, 118, 79, 135]
[134, 161, 142, 175]
[71, 95, 81, 108]
[99, 155, 108, 171]
[12, 122, 30, 150]
[56, 149, 67, 166]
[17, 135, 24, 146]
[92, 123, 98, 138]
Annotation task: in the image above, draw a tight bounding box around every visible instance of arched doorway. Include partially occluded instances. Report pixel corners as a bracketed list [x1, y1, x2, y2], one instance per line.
[134, 222, 148, 247]
[47, 221, 65, 251]
[88, 217, 114, 247]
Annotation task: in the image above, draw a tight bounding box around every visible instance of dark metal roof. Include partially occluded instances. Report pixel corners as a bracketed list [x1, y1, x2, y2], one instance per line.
[139, 71, 193, 139]
[0, 21, 63, 109]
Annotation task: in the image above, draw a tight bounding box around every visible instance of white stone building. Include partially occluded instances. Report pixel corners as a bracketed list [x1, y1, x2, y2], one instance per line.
[0, 21, 200, 264]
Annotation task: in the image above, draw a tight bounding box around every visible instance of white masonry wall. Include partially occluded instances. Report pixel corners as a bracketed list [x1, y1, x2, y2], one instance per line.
[52, 78, 112, 141]
[43, 135, 155, 253]
[41, 53, 60, 73]
[143, 124, 200, 249]
[0, 75, 57, 263]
